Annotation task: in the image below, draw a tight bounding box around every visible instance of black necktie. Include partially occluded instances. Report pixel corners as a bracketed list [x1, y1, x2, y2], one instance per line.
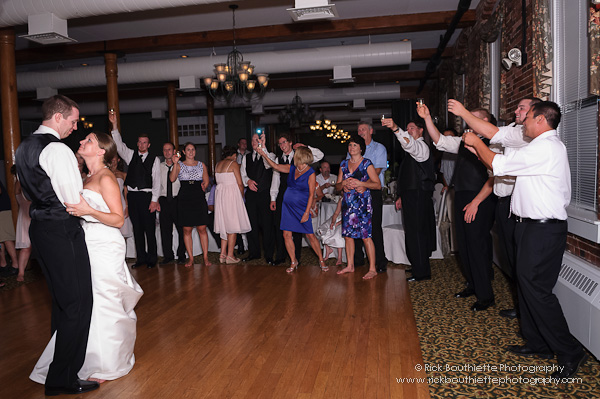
[166, 165, 173, 199]
[283, 155, 289, 164]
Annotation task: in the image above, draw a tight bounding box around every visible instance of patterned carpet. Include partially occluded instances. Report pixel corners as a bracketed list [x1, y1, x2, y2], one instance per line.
[3, 252, 599, 398]
[409, 255, 600, 398]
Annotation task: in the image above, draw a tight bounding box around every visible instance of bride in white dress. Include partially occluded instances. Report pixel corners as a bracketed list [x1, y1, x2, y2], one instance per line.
[30, 132, 143, 384]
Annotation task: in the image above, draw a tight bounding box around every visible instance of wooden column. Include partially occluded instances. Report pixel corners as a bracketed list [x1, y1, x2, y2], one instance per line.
[0, 28, 20, 224]
[206, 93, 216, 175]
[167, 83, 179, 148]
[104, 53, 120, 131]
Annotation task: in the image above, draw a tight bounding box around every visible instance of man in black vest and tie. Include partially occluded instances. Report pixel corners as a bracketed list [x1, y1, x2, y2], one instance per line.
[383, 118, 436, 281]
[110, 112, 161, 268]
[268, 133, 324, 265]
[15, 95, 98, 395]
[158, 142, 186, 264]
[419, 104, 497, 311]
[241, 133, 276, 263]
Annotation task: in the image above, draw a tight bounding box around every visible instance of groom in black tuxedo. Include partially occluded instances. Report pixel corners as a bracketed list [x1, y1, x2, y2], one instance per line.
[15, 95, 99, 396]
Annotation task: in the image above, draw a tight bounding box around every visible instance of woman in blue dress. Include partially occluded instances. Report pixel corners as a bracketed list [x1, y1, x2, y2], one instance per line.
[334, 134, 382, 280]
[259, 146, 327, 273]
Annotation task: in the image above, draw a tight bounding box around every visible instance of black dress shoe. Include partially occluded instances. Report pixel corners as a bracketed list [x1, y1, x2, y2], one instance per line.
[147, 263, 156, 269]
[177, 258, 186, 265]
[272, 259, 285, 266]
[160, 257, 174, 265]
[407, 275, 431, 282]
[499, 308, 519, 319]
[265, 258, 274, 265]
[551, 353, 588, 379]
[506, 345, 554, 359]
[6, 267, 18, 276]
[243, 255, 259, 262]
[454, 288, 475, 298]
[131, 262, 145, 269]
[471, 299, 495, 311]
[45, 379, 100, 396]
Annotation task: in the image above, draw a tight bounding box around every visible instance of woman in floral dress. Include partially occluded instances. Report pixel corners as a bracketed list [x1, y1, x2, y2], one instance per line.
[334, 134, 382, 279]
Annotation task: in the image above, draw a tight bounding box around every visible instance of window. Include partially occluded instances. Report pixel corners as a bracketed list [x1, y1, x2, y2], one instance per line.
[177, 115, 226, 145]
[553, 0, 599, 215]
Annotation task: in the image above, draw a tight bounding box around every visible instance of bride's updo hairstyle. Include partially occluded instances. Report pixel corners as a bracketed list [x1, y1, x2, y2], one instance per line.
[94, 132, 118, 167]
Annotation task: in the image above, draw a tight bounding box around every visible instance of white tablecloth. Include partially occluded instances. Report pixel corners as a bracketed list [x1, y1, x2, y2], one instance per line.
[318, 201, 403, 227]
[125, 215, 222, 259]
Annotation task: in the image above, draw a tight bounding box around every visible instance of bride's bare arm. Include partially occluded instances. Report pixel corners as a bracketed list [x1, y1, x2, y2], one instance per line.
[65, 173, 125, 228]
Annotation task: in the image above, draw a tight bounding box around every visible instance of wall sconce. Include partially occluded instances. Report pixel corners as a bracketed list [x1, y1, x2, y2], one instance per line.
[502, 48, 522, 70]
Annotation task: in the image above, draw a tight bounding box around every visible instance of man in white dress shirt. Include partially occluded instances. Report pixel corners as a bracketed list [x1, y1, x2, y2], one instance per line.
[158, 142, 186, 264]
[15, 95, 98, 395]
[458, 100, 587, 381]
[383, 119, 436, 281]
[236, 138, 250, 165]
[268, 133, 324, 265]
[240, 133, 276, 263]
[110, 112, 161, 268]
[489, 97, 541, 320]
[316, 161, 336, 197]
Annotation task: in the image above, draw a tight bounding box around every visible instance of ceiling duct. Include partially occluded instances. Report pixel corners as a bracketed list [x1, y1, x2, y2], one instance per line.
[287, 0, 338, 22]
[0, 0, 241, 28]
[353, 99, 366, 110]
[331, 65, 355, 84]
[179, 76, 201, 92]
[20, 14, 76, 45]
[17, 41, 411, 92]
[36, 87, 57, 101]
[18, 85, 401, 119]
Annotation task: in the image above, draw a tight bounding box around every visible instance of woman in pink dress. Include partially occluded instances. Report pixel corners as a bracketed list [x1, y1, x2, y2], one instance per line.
[214, 146, 251, 264]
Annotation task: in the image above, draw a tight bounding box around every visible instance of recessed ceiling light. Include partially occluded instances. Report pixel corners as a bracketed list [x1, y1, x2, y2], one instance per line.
[180, 55, 188, 58]
[81, 63, 88, 66]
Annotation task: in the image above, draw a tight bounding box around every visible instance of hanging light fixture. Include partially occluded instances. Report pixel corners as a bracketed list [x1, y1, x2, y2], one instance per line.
[278, 91, 314, 128]
[310, 114, 350, 142]
[79, 116, 93, 129]
[203, 4, 269, 100]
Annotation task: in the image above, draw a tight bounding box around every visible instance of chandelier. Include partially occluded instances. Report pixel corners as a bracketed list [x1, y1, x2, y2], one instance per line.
[79, 116, 93, 129]
[203, 4, 269, 100]
[278, 91, 314, 129]
[310, 114, 350, 143]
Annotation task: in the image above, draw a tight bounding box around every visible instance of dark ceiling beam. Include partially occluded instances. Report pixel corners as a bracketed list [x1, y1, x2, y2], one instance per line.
[15, 10, 474, 64]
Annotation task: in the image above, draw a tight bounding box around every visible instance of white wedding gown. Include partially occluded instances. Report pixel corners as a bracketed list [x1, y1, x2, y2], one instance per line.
[30, 189, 144, 383]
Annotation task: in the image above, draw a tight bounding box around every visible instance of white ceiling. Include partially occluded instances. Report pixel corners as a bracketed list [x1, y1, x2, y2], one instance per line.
[10, 0, 481, 118]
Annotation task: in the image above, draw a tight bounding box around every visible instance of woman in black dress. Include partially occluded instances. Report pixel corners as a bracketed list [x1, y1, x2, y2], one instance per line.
[170, 143, 211, 267]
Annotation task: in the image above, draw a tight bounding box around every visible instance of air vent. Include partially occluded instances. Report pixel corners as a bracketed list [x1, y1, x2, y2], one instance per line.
[560, 263, 599, 296]
[287, 0, 338, 22]
[20, 14, 77, 45]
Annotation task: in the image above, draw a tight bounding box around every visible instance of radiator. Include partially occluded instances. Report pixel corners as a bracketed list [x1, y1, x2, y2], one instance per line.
[554, 252, 600, 359]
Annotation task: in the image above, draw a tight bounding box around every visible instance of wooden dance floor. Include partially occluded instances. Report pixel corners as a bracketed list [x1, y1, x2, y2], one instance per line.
[0, 261, 430, 399]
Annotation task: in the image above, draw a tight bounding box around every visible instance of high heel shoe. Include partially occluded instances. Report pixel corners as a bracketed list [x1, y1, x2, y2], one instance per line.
[286, 261, 298, 273]
[319, 260, 329, 272]
[219, 254, 227, 264]
[226, 256, 240, 264]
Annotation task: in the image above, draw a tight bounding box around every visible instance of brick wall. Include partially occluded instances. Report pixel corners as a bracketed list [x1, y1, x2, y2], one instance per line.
[454, 0, 600, 269]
